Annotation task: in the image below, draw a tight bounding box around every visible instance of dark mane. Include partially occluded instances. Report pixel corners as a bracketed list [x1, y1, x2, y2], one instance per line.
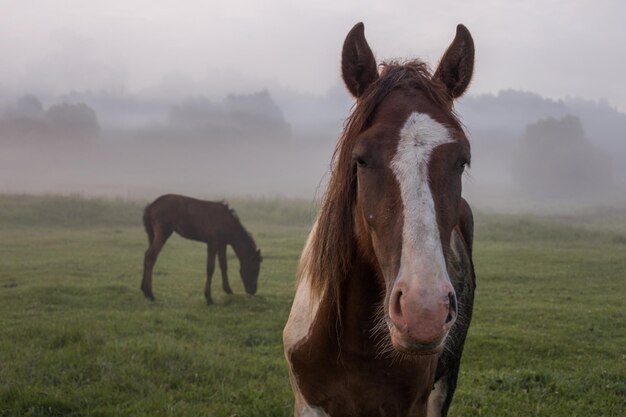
[301, 60, 455, 310]
[222, 201, 258, 253]
[217, 200, 242, 230]
[220, 200, 240, 222]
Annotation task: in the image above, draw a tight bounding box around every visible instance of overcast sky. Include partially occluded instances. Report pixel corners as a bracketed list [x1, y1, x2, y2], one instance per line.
[2, 0, 625, 110]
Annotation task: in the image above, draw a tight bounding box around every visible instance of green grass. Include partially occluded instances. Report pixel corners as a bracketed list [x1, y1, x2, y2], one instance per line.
[0, 194, 624, 416]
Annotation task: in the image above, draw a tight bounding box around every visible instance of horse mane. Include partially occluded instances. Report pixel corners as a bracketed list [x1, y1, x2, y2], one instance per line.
[300, 60, 456, 311]
[219, 200, 258, 255]
[216, 200, 242, 223]
[219, 200, 240, 221]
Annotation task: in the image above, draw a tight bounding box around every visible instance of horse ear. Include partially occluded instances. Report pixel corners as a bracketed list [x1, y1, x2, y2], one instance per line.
[256, 249, 263, 262]
[342, 22, 379, 98]
[433, 24, 474, 99]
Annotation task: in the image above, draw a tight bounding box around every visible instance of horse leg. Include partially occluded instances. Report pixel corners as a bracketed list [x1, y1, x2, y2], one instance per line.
[141, 226, 170, 301]
[217, 243, 232, 295]
[204, 242, 217, 305]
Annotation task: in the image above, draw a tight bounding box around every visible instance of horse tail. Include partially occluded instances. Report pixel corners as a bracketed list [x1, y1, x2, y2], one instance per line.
[143, 203, 154, 244]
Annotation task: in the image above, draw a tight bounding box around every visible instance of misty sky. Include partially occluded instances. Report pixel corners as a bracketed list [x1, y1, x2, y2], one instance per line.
[2, 0, 625, 110]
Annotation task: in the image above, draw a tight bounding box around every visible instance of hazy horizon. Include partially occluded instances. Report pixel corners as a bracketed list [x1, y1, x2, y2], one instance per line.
[2, 86, 625, 212]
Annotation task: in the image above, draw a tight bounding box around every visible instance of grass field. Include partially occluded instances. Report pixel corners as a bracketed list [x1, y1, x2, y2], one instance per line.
[0, 194, 624, 416]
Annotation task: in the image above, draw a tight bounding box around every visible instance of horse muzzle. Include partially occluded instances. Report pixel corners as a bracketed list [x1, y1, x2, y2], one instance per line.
[388, 278, 457, 355]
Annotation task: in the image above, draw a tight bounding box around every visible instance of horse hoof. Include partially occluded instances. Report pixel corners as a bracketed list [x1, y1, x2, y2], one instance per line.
[205, 298, 214, 305]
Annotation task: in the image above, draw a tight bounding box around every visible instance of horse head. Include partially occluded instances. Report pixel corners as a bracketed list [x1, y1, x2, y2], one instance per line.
[343, 23, 474, 355]
[240, 248, 262, 295]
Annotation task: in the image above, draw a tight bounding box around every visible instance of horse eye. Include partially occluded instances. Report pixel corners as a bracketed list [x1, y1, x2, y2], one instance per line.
[355, 157, 367, 168]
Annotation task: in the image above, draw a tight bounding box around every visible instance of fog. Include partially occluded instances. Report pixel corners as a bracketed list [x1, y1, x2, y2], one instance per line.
[2, 86, 625, 210]
[0, 90, 339, 199]
[1, 1, 625, 212]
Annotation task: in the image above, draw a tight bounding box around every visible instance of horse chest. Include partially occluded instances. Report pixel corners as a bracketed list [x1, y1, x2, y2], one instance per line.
[288, 337, 436, 417]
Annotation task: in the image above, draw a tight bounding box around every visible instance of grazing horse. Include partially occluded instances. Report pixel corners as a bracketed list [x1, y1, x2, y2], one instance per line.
[283, 23, 476, 417]
[140, 194, 262, 304]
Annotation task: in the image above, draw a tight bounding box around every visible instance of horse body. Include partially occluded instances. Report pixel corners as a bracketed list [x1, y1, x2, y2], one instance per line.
[285, 248, 438, 416]
[284, 23, 476, 417]
[286, 229, 473, 417]
[141, 194, 262, 304]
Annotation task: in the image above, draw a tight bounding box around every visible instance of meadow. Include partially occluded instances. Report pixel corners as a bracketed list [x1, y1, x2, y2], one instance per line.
[0, 194, 624, 416]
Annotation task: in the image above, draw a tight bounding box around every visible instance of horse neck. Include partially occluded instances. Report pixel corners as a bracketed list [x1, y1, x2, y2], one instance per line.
[228, 222, 256, 261]
[336, 255, 384, 355]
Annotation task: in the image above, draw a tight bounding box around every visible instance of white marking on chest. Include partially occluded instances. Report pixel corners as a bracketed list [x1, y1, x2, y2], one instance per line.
[283, 221, 321, 351]
[283, 274, 319, 349]
[390, 112, 454, 283]
[299, 405, 331, 417]
[283, 222, 328, 416]
[427, 378, 448, 417]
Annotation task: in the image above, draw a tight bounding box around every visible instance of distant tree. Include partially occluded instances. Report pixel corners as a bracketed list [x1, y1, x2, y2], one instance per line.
[168, 96, 223, 128]
[45, 102, 100, 138]
[168, 90, 291, 141]
[4, 95, 45, 119]
[513, 115, 612, 199]
[225, 89, 284, 122]
[224, 89, 290, 138]
[0, 95, 47, 142]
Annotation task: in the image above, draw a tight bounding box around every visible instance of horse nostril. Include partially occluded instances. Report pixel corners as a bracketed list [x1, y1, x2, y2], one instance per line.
[445, 292, 457, 324]
[390, 288, 405, 328]
[394, 290, 403, 315]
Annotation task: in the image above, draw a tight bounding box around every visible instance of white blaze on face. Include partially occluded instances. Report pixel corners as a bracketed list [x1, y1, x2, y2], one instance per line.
[390, 112, 454, 286]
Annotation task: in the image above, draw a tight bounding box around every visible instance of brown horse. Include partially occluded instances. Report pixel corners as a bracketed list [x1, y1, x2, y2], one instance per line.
[283, 23, 476, 416]
[140, 194, 262, 304]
